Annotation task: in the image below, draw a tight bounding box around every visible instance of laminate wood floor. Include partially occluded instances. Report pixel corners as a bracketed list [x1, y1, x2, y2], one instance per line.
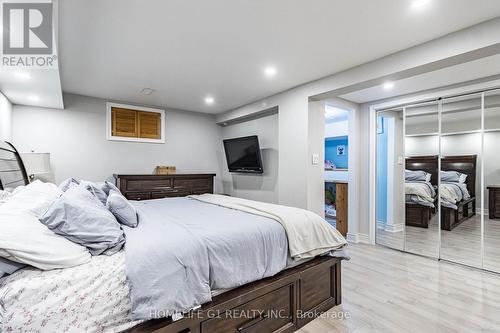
[376, 215, 500, 271]
[298, 243, 500, 333]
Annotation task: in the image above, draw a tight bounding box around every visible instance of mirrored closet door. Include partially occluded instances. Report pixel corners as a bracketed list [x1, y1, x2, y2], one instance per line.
[375, 87, 500, 273]
[483, 89, 500, 272]
[440, 93, 482, 268]
[404, 102, 439, 258]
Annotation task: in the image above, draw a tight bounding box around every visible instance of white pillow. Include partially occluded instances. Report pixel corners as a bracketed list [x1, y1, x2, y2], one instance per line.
[425, 173, 432, 182]
[0, 180, 61, 217]
[0, 211, 91, 270]
[0, 190, 12, 205]
[459, 173, 467, 184]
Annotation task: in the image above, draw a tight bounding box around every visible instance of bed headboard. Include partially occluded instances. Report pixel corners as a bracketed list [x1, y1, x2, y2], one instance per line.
[0, 141, 29, 191]
[441, 155, 477, 197]
[405, 155, 439, 186]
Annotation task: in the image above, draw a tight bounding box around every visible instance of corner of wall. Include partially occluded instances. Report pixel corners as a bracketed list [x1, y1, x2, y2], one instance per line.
[0, 92, 13, 142]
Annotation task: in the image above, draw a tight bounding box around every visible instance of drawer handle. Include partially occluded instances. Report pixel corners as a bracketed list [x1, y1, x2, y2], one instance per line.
[177, 329, 191, 333]
[237, 313, 268, 332]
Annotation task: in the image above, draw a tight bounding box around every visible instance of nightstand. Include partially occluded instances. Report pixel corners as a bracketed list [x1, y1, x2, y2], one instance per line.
[487, 186, 500, 220]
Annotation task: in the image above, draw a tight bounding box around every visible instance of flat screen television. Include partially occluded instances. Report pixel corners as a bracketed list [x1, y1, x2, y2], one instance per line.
[223, 135, 263, 173]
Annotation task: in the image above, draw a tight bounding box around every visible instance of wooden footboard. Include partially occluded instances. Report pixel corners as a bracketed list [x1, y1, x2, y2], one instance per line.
[405, 203, 431, 228]
[124, 256, 342, 333]
[441, 197, 476, 231]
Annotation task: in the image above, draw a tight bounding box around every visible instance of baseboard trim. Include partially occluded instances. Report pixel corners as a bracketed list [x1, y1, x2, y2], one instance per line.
[347, 233, 369, 244]
[376, 221, 404, 233]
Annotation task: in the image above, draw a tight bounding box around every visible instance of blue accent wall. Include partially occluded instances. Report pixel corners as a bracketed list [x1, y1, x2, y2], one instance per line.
[325, 136, 348, 169]
[376, 117, 388, 224]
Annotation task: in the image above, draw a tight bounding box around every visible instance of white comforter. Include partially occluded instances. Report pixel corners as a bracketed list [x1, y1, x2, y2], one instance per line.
[189, 194, 347, 260]
[405, 182, 434, 203]
[440, 184, 461, 204]
[0, 252, 141, 333]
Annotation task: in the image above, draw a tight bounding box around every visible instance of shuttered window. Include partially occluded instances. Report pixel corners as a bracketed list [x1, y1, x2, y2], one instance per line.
[107, 103, 165, 143]
[111, 107, 138, 138]
[138, 111, 161, 139]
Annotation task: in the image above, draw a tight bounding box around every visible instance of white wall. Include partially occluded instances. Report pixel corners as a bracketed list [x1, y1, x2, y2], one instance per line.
[405, 135, 439, 156]
[325, 120, 348, 138]
[308, 101, 326, 217]
[11, 93, 224, 191]
[383, 112, 405, 232]
[354, 103, 370, 236]
[221, 113, 279, 203]
[0, 92, 12, 141]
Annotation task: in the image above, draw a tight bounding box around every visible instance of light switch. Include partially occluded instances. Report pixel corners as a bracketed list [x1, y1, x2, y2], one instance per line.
[398, 156, 404, 165]
[312, 153, 320, 165]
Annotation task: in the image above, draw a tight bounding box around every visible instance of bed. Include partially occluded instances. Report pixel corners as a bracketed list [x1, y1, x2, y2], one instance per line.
[404, 155, 477, 231]
[0, 140, 347, 333]
[440, 155, 477, 231]
[405, 155, 439, 228]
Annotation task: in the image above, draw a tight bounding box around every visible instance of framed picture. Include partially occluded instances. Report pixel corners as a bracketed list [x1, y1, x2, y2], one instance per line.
[337, 145, 346, 156]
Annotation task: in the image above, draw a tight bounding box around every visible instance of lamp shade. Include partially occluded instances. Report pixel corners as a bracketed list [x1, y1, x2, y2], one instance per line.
[20, 152, 51, 175]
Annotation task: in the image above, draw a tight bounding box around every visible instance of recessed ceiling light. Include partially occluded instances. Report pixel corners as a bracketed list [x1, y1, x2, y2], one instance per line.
[411, 0, 430, 10]
[14, 72, 31, 80]
[28, 95, 40, 102]
[383, 82, 395, 90]
[140, 88, 154, 95]
[204, 96, 215, 105]
[264, 66, 277, 78]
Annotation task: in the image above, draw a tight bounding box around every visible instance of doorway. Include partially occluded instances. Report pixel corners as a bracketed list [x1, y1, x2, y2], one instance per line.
[324, 105, 350, 236]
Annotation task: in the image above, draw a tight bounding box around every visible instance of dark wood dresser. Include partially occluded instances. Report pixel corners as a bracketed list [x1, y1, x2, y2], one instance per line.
[114, 173, 215, 200]
[488, 185, 500, 220]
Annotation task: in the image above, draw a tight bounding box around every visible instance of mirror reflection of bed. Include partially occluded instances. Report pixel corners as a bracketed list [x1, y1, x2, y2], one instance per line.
[376, 85, 500, 272]
[404, 154, 484, 265]
[405, 155, 477, 230]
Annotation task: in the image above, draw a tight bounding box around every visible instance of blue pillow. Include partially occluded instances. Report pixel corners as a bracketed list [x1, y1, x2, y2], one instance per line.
[100, 181, 120, 196]
[59, 178, 79, 192]
[0, 257, 26, 278]
[81, 181, 108, 205]
[405, 170, 428, 182]
[106, 190, 138, 228]
[39, 184, 125, 256]
[440, 171, 460, 183]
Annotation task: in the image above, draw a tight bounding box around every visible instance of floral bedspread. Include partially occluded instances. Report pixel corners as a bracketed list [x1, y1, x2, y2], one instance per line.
[0, 252, 141, 333]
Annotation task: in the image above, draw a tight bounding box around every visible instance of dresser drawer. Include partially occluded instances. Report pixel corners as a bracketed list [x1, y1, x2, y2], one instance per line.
[151, 190, 191, 199]
[125, 192, 151, 201]
[174, 178, 211, 191]
[201, 284, 295, 333]
[125, 179, 172, 192]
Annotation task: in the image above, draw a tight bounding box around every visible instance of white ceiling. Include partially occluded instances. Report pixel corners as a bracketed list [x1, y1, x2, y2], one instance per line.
[57, 0, 500, 114]
[0, 0, 62, 109]
[325, 105, 349, 123]
[0, 67, 63, 109]
[340, 53, 500, 104]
